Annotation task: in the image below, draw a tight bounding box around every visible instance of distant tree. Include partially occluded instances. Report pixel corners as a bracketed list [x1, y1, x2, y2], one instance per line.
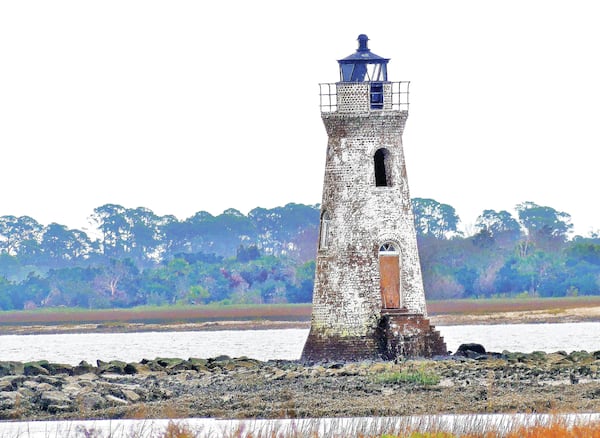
[566, 240, 600, 266]
[475, 209, 522, 246]
[412, 198, 461, 239]
[0, 276, 14, 310]
[162, 216, 191, 256]
[0, 216, 43, 256]
[9, 273, 49, 310]
[236, 245, 261, 262]
[45, 267, 98, 307]
[249, 203, 320, 257]
[286, 260, 315, 303]
[40, 223, 93, 267]
[516, 202, 573, 249]
[126, 207, 172, 266]
[92, 258, 139, 306]
[90, 204, 131, 258]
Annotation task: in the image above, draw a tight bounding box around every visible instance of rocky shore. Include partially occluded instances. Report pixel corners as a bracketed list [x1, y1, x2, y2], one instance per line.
[1, 348, 600, 421]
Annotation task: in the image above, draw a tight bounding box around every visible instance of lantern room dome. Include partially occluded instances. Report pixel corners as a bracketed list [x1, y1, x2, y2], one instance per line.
[338, 34, 389, 82]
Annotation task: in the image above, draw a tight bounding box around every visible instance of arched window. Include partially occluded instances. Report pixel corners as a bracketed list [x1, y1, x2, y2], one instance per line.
[319, 211, 331, 250]
[374, 148, 390, 187]
[379, 242, 398, 253]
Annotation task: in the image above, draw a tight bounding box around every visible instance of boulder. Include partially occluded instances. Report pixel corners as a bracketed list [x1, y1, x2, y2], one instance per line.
[454, 343, 486, 358]
[0, 392, 18, 410]
[568, 350, 593, 364]
[105, 394, 128, 406]
[0, 361, 24, 377]
[77, 392, 106, 410]
[24, 362, 50, 376]
[40, 391, 71, 408]
[121, 389, 141, 402]
[43, 363, 74, 376]
[97, 360, 127, 374]
[73, 361, 96, 376]
[124, 362, 151, 374]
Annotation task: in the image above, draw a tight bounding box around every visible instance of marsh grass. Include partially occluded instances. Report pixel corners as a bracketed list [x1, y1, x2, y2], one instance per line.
[373, 365, 441, 386]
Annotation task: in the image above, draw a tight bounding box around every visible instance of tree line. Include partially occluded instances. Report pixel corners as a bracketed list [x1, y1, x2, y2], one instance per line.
[0, 200, 599, 310]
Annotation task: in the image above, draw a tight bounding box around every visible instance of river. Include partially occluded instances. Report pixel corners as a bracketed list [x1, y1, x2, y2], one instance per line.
[0, 322, 598, 365]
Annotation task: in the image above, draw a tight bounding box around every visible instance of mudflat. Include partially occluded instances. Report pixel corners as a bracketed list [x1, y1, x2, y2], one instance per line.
[1, 351, 599, 421]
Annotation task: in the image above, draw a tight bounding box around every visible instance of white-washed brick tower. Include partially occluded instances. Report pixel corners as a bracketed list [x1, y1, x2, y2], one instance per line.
[301, 35, 445, 362]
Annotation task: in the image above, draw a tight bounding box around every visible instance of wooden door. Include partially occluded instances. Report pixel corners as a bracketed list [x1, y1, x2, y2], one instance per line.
[380, 254, 400, 309]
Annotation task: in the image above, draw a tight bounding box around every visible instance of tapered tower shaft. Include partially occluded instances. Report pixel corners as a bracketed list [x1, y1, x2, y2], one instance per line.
[302, 35, 445, 362]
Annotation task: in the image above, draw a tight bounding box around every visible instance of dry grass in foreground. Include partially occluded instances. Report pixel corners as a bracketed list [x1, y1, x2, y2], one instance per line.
[62, 415, 600, 438]
[162, 418, 600, 438]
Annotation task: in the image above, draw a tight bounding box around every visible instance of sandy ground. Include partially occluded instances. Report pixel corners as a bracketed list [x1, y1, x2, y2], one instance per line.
[430, 305, 600, 326]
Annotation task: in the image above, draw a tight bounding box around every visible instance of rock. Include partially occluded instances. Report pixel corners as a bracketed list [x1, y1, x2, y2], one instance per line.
[189, 358, 210, 372]
[77, 392, 105, 410]
[121, 389, 141, 402]
[73, 361, 96, 376]
[0, 361, 24, 377]
[0, 392, 18, 409]
[141, 359, 168, 372]
[105, 394, 128, 406]
[568, 351, 593, 364]
[74, 373, 98, 382]
[232, 358, 260, 369]
[44, 363, 74, 376]
[570, 373, 579, 384]
[97, 360, 127, 374]
[33, 382, 55, 392]
[504, 352, 528, 363]
[24, 362, 50, 376]
[546, 352, 568, 364]
[156, 358, 186, 368]
[528, 351, 547, 363]
[455, 344, 486, 356]
[47, 404, 73, 414]
[0, 378, 16, 392]
[212, 355, 231, 362]
[124, 362, 150, 374]
[269, 369, 287, 380]
[40, 391, 71, 408]
[62, 383, 83, 396]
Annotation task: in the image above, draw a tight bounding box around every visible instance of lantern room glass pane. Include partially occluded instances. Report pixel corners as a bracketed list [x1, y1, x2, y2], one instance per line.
[340, 63, 388, 82]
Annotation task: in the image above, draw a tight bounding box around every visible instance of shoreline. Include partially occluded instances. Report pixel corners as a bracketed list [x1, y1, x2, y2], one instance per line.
[1, 351, 599, 422]
[1, 306, 599, 336]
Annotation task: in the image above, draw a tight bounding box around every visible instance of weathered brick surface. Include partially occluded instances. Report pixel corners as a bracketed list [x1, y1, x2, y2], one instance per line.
[336, 83, 393, 112]
[301, 80, 446, 361]
[378, 311, 447, 359]
[302, 310, 446, 362]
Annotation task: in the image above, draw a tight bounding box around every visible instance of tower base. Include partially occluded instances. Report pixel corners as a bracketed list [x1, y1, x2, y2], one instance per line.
[301, 310, 447, 363]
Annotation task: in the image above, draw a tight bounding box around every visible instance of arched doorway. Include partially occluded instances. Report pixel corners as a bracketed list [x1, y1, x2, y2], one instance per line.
[379, 242, 401, 309]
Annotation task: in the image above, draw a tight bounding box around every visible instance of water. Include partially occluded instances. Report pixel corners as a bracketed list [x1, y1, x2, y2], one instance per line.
[0, 322, 598, 365]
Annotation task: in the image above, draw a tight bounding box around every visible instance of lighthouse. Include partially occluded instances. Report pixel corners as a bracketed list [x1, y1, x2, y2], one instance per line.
[301, 35, 446, 362]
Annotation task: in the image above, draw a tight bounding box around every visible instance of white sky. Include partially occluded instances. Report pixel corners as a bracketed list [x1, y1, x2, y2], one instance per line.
[1, 1, 599, 236]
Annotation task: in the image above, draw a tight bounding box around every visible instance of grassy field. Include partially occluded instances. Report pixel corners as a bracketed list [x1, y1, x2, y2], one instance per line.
[1, 296, 600, 327]
[0, 303, 312, 326]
